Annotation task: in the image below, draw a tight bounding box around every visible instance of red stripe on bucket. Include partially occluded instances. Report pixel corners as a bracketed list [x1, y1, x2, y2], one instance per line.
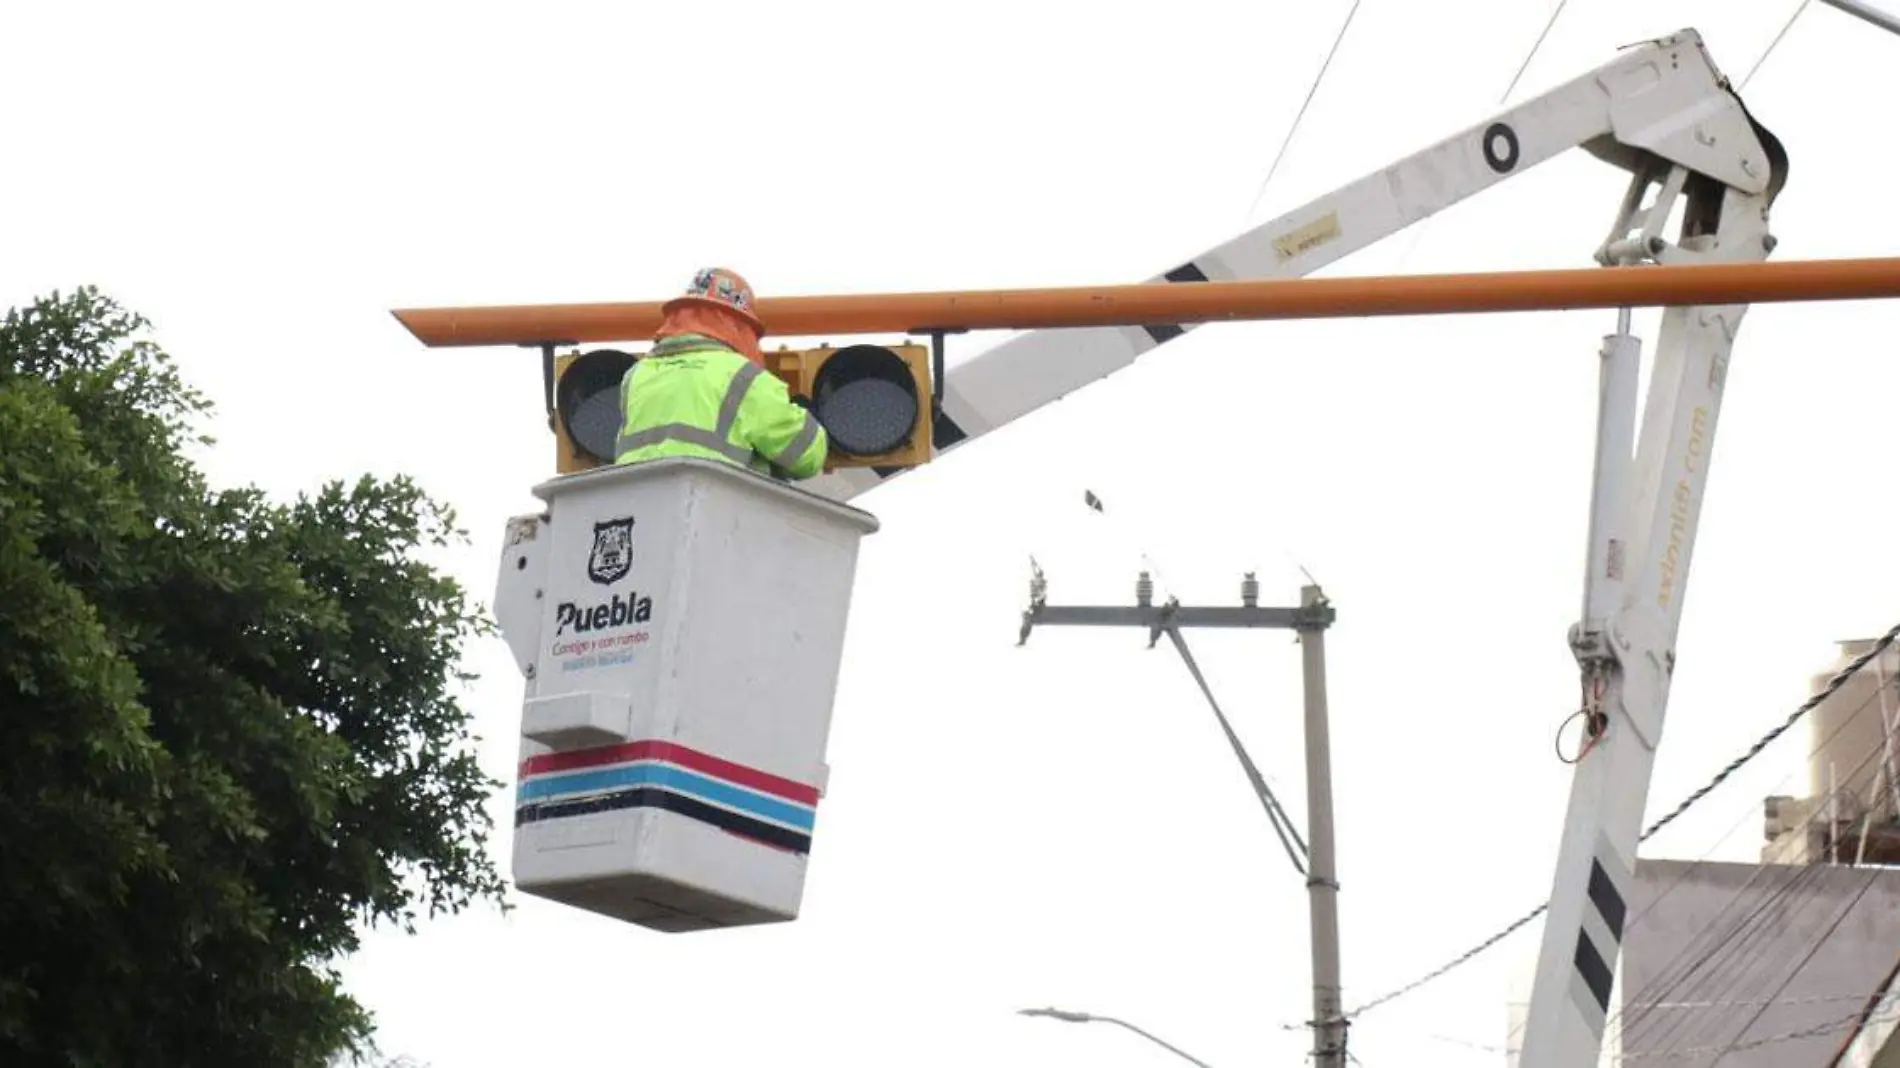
[520, 740, 820, 806]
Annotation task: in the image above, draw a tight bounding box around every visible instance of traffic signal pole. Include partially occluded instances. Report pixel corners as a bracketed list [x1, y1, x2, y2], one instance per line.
[1018, 574, 1345, 1067]
[390, 256, 1900, 348]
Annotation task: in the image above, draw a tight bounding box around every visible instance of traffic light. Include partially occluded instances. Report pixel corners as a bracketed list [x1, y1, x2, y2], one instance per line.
[546, 339, 938, 477]
[766, 341, 934, 470]
[551, 347, 638, 474]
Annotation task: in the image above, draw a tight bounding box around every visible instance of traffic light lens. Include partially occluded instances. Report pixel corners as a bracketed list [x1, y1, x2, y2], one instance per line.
[556, 349, 638, 463]
[811, 345, 920, 457]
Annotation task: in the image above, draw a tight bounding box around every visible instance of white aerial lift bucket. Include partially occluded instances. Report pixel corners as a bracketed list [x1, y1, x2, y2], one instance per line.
[491, 457, 879, 932]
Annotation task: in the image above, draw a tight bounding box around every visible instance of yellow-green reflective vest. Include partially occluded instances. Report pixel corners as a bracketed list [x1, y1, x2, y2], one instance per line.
[613, 334, 829, 479]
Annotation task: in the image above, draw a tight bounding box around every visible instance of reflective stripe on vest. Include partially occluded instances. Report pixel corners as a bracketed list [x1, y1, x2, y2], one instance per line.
[769, 405, 822, 470]
[613, 351, 765, 466]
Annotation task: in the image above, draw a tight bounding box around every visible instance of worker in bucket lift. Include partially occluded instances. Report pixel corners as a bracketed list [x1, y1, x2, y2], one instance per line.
[614, 267, 829, 480]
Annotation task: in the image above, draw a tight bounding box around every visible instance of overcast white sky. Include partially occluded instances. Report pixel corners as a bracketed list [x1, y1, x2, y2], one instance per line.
[7, 1, 1900, 1065]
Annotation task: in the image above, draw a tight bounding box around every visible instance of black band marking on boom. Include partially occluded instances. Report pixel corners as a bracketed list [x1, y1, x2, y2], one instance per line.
[1588, 858, 1627, 941]
[1142, 262, 1211, 344]
[1574, 931, 1614, 1013]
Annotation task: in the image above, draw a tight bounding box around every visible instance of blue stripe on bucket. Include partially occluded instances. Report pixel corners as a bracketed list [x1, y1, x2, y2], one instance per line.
[518, 761, 816, 833]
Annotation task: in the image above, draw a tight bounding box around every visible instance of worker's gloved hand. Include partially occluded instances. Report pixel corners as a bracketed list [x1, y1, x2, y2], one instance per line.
[791, 394, 812, 410]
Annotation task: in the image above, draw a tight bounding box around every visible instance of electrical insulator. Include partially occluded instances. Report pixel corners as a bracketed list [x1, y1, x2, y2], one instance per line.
[1241, 571, 1259, 607]
[1136, 571, 1154, 606]
[1029, 570, 1047, 607]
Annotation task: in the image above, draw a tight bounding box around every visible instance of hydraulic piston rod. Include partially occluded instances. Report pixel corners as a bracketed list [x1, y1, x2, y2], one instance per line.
[391, 256, 1900, 348]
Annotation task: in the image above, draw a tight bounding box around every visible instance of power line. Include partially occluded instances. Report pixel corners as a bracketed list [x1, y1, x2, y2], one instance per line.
[1585, 636, 1898, 1043]
[1639, 621, 1900, 842]
[1742, 0, 1814, 90]
[1356, 9, 1888, 1008]
[1425, 991, 1900, 1058]
[1632, 990, 1899, 1061]
[1426, 719, 1897, 1060]
[1243, 0, 1367, 223]
[1614, 806, 1870, 1056]
[1325, 621, 1900, 1025]
[1826, 949, 1900, 1064]
[1514, 676, 1896, 1056]
[1391, 0, 1575, 273]
[1529, 672, 1897, 1055]
[1499, 0, 1573, 105]
[1685, 869, 1879, 1063]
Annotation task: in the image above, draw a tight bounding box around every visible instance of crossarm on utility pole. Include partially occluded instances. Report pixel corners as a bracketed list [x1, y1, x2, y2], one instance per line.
[1018, 575, 1345, 1068]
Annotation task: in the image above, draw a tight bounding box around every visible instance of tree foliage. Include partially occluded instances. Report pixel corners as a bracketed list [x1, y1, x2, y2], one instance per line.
[0, 288, 506, 1067]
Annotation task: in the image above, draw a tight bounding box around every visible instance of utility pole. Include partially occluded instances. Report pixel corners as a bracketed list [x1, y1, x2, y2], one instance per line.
[1019, 569, 1345, 1067]
[1295, 583, 1343, 1067]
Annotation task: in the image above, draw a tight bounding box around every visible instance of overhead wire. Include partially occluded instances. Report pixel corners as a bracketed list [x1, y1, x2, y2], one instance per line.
[1613, 865, 1833, 1053]
[1698, 869, 1881, 1064]
[1397, 0, 1801, 276]
[1246, 5, 1861, 1050]
[1640, 622, 1900, 843]
[1532, 666, 1898, 1053]
[1320, 620, 1900, 1027]
[1621, 999, 1900, 1060]
[1626, 833, 1857, 1039]
[1333, 3, 1885, 1031]
[1825, 949, 1900, 1064]
[1432, 0, 1813, 283]
[1634, 963, 1896, 1063]
[1242, 0, 1368, 223]
[1420, 680, 1898, 1058]
[1618, 687, 1898, 1041]
[1293, 3, 1877, 1049]
[1391, 0, 1575, 273]
[1741, 0, 1815, 90]
[1514, 670, 1898, 1056]
[1499, 0, 1574, 105]
[1424, 991, 1900, 1060]
[1615, 773, 1881, 1057]
[1462, 667, 1900, 1058]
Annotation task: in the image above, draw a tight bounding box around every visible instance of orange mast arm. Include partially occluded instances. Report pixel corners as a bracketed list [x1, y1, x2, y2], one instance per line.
[390, 257, 1900, 348]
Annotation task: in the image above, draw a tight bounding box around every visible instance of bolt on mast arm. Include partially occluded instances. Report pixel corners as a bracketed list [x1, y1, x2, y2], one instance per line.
[805, 26, 1782, 505]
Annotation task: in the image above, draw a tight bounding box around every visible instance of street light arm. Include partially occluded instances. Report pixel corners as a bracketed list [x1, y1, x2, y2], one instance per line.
[1017, 1008, 1217, 1068]
[1099, 1016, 1219, 1068]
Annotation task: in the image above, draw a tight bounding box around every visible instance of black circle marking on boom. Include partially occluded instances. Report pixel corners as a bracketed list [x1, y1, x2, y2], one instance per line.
[1483, 123, 1520, 173]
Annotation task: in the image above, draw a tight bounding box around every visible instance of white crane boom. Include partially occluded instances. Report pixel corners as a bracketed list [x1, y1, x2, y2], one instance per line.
[804, 28, 1780, 506]
[803, 29, 1786, 1068]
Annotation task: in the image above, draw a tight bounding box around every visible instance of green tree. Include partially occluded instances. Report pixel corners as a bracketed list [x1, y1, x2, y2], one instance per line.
[0, 288, 507, 1067]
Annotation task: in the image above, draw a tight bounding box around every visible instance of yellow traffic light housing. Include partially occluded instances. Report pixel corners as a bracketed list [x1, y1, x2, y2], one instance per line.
[542, 338, 940, 477]
[766, 341, 935, 471]
[550, 347, 637, 474]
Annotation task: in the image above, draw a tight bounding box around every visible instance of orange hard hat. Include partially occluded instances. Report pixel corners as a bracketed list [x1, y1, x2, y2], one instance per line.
[662, 267, 764, 332]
